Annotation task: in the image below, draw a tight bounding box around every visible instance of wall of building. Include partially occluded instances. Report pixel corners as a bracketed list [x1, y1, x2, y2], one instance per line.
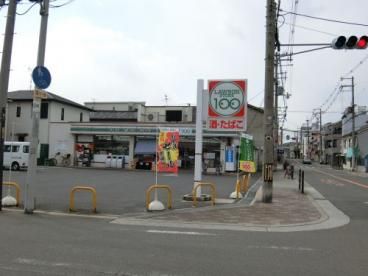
[141, 106, 194, 123]
[49, 123, 75, 159]
[49, 102, 90, 123]
[6, 102, 32, 141]
[85, 102, 145, 111]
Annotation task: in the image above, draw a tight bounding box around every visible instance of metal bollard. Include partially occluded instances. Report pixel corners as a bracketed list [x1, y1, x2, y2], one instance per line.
[301, 170, 304, 194]
[298, 169, 301, 191]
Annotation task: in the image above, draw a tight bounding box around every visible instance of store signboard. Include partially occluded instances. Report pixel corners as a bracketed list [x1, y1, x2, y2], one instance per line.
[225, 146, 236, 171]
[157, 130, 180, 173]
[239, 133, 256, 173]
[207, 79, 247, 131]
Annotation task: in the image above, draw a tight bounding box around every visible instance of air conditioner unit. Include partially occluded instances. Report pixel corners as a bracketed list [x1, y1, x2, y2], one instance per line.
[147, 113, 154, 121]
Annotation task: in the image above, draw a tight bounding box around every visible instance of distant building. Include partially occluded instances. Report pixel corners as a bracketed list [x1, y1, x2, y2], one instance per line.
[341, 105, 368, 172]
[322, 121, 342, 167]
[6, 90, 91, 164]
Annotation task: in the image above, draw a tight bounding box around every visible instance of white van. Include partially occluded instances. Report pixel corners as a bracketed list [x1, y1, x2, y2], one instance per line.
[3, 141, 30, 171]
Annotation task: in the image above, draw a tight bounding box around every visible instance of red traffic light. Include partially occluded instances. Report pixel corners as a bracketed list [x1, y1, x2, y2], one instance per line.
[357, 36, 368, 49]
[332, 35, 368, 49]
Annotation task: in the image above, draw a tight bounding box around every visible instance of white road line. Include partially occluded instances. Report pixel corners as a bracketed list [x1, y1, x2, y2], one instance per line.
[15, 258, 71, 267]
[146, 229, 216, 236]
[247, 245, 314, 251]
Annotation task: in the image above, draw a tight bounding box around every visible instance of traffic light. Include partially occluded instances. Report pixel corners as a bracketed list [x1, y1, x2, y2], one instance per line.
[332, 36, 368, 49]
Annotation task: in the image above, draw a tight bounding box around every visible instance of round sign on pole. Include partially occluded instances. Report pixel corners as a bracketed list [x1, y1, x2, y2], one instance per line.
[209, 82, 244, 117]
[32, 66, 51, 89]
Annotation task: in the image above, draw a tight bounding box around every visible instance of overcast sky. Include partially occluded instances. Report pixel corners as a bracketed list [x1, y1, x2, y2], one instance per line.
[2, 0, 368, 135]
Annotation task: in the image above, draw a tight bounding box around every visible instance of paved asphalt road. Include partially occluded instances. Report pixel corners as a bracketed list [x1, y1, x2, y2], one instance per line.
[0, 164, 368, 275]
[2, 167, 260, 214]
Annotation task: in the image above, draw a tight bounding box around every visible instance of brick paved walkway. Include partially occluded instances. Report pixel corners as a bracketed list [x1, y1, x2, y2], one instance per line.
[140, 173, 323, 226]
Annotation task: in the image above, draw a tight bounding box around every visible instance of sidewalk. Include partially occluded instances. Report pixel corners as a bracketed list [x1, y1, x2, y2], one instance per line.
[112, 170, 350, 232]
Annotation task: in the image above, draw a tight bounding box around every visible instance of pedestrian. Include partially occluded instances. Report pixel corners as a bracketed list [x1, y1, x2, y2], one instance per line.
[284, 165, 291, 178]
[290, 165, 294, 179]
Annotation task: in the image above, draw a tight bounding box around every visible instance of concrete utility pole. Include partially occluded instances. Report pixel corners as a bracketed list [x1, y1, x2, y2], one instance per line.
[306, 119, 310, 158]
[274, 53, 279, 167]
[24, 0, 50, 214]
[319, 109, 323, 163]
[262, 0, 276, 203]
[351, 77, 356, 171]
[0, 0, 17, 211]
[341, 77, 356, 171]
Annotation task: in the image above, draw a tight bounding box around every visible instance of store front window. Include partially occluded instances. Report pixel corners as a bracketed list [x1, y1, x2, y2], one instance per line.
[94, 135, 129, 155]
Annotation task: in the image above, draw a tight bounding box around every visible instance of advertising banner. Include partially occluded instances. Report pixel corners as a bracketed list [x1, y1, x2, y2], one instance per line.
[239, 134, 256, 173]
[157, 130, 180, 173]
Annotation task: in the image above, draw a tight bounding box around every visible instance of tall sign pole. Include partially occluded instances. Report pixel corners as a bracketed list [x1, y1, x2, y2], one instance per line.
[262, 0, 276, 203]
[193, 79, 204, 197]
[0, 0, 17, 211]
[24, 0, 50, 214]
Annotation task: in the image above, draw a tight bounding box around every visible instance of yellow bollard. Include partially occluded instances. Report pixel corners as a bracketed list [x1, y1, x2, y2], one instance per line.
[69, 186, 97, 213]
[3, 181, 21, 207]
[145, 185, 173, 211]
[192, 182, 216, 207]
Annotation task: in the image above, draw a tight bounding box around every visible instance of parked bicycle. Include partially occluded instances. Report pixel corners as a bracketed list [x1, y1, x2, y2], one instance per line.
[46, 152, 71, 167]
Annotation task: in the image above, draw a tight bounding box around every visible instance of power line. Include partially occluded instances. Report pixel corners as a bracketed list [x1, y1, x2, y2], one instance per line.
[280, 9, 368, 27]
[278, 20, 337, 36]
[50, 0, 75, 8]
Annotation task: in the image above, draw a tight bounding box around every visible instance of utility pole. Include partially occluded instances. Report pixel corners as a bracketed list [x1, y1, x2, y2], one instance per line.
[306, 119, 310, 159]
[262, 0, 276, 203]
[0, 0, 17, 211]
[24, 0, 50, 214]
[274, 53, 279, 167]
[319, 109, 323, 163]
[341, 77, 356, 171]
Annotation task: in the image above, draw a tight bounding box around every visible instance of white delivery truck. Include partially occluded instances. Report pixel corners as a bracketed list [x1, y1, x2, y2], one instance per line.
[3, 141, 30, 171]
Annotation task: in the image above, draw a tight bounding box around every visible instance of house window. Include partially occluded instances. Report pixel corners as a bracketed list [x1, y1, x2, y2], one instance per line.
[80, 112, 83, 122]
[61, 108, 64, 121]
[16, 106, 21, 117]
[40, 102, 48, 119]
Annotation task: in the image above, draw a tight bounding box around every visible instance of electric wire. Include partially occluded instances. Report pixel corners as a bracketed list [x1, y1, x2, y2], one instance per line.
[280, 9, 368, 27]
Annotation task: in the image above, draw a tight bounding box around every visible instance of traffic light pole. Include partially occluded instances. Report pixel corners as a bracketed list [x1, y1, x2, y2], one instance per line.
[24, 0, 50, 214]
[0, 0, 17, 211]
[262, 0, 276, 203]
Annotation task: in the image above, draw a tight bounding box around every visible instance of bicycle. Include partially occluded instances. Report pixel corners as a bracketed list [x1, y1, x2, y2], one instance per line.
[46, 152, 71, 167]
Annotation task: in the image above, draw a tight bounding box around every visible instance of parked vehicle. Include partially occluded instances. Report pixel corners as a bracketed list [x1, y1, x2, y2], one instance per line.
[302, 158, 312, 165]
[3, 141, 30, 170]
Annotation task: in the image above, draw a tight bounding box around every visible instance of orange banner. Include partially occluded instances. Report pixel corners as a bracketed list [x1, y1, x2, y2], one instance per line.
[157, 131, 180, 173]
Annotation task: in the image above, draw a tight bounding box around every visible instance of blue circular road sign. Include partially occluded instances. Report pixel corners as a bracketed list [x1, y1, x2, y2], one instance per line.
[32, 66, 51, 89]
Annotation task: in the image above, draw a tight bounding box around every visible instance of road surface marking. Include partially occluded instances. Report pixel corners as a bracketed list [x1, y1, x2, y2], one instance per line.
[313, 168, 368, 190]
[146, 229, 216, 236]
[247, 245, 313, 251]
[15, 258, 71, 267]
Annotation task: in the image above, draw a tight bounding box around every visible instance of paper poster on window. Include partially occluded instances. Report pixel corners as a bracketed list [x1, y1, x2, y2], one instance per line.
[239, 133, 256, 173]
[157, 130, 180, 173]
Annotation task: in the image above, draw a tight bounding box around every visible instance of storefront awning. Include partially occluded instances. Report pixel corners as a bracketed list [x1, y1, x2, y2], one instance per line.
[135, 140, 156, 155]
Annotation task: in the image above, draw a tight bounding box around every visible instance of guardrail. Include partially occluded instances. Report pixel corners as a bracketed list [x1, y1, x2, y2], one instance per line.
[192, 182, 216, 207]
[3, 181, 21, 207]
[145, 184, 173, 211]
[69, 186, 97, 213]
